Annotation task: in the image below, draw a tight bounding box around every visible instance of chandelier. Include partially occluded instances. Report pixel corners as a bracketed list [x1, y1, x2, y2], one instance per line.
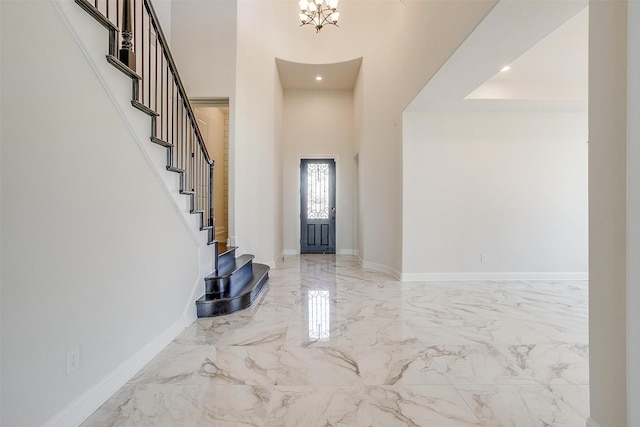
[298, 0, 340, 33]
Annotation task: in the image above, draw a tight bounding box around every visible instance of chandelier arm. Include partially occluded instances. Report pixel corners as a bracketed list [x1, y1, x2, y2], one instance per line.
[298, 2, 339, 32]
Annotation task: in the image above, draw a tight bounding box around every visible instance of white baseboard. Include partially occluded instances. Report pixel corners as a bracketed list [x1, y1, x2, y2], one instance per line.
[183, 275, 201, 326]
[43, 318, 186, 427]
[337, 249, 355, 255]
[586, 418, 603, 427]
[282, 249, 356, 256]
[400, 272, 589, 281]
[362, 261, 402, 280]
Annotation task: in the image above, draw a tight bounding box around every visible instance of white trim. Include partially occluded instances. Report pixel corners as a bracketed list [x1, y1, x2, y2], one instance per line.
[337, 249, 355, 255]
[283, 249, 354, 256]
[189, 97, 230, 107]
[362, 261, 402, 280]
[183, 275, 202, 326]
[254, 253, 278, 269]
[586, 418, 604, 427]
[400, 272, 589, 282]
[42, 318, 185, 427]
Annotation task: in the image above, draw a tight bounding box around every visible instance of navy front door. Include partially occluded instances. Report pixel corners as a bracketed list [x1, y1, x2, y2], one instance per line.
[300, 159, 336, 254]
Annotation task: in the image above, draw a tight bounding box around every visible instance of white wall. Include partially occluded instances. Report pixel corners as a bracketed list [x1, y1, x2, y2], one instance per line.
[402, 112, 588, 280]
[1, 1, 211, 425]
[588, 2, 629, 426]
[234, 2, 281, 264]
[282, 89, 355, 255]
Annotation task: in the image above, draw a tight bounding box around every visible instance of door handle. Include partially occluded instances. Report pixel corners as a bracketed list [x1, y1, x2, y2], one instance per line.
[331, 207, 336, 220]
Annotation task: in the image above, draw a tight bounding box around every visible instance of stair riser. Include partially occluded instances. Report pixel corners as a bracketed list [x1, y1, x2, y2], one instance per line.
[204, 261, 253, 295]
[196, 272, 269, 317]
[217, 248, 236, 275]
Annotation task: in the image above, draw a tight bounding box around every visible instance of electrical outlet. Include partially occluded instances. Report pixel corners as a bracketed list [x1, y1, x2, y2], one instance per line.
[67, 347, 80, 375]
[480, 254, 487, 263]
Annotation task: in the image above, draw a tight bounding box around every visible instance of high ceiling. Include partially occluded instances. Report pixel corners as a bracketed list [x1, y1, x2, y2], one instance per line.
[276, 57, 362, 90]
[466, 7, 588, 102]
[405, 0, 588, 112]
[273, 0, 588, 112]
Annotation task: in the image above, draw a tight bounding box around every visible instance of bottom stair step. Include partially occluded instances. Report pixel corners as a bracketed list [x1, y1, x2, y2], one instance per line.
[196, 263, 269, 317]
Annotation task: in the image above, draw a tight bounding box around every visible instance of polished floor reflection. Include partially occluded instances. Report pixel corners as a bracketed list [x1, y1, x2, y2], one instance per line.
[83, 255, 589, 426]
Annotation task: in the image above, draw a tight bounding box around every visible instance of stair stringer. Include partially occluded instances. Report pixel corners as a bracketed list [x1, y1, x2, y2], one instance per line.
[54, 0, 215, 323]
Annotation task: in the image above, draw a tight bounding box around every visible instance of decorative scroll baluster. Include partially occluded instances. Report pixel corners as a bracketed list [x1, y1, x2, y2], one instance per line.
[119, 0, 135, 70]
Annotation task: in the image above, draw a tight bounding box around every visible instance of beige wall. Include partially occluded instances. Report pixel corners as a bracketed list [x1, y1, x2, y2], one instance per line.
[282, 89, 356, 254]
[170, 0, 236, 98]
[588, 1, 628, 426]
[402, 111, 588, 279]
[628, 3, 640, 425]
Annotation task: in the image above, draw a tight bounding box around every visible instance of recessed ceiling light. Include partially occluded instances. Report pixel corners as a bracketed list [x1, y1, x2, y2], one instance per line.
[500, 66, 511, 72]
[316, 76, 323, 81]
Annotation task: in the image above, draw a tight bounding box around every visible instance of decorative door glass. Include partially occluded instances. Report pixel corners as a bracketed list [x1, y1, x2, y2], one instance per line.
[307, 163, 330, 219]
[308, 290, 331, 341]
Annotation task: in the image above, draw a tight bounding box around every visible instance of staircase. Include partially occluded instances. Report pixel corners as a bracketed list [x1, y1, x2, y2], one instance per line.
[196, 243, 270, 316]
[75, 0, 269, 317]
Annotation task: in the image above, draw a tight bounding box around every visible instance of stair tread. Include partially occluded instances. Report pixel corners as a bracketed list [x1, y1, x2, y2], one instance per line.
[150, 136, 173, 148]
[197, 263, 269, 303]
[218, 244, 237, 257]
[206, 254, 254, 280]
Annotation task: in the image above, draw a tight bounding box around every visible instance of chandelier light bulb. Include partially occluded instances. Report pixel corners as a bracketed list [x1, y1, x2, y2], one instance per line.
[297, 0, 340, 32]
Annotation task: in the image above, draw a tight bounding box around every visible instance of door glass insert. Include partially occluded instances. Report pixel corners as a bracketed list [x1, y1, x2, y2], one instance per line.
[308, 290, 331, 341]
[307, 163, 330, 219]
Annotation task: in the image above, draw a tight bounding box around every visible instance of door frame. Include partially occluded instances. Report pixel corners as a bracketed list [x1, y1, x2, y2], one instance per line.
[191, 97, 231, 245]
[297, 155, 340, 254]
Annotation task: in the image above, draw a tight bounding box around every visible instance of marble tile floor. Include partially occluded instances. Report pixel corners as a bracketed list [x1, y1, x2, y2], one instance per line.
[82, 255, 589, 427]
